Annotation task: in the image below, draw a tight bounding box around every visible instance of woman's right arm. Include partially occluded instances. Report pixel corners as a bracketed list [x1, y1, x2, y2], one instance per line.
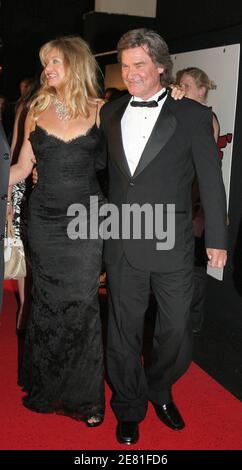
[7, 103, 25, 216]
[9, 112, 36, 186]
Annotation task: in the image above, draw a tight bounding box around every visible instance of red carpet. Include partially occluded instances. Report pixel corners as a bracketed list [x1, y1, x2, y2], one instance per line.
[0, 280, 241, 450]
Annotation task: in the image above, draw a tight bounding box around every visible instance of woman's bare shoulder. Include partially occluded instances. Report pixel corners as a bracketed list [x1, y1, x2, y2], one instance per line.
[25, 110, 37, 133]
[98, 99, 106, 109]
[91, 99, 106, 126]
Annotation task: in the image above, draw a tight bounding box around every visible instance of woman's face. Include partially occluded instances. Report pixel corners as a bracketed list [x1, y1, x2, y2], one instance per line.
[44, 48, 67, 91]
[179, 73, 205, 103]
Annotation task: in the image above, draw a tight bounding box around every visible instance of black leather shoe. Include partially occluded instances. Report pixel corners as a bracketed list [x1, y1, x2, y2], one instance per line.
[116, 421, 139, 445]
[152, 401, 185, 430]
[192, 327, 202, 335]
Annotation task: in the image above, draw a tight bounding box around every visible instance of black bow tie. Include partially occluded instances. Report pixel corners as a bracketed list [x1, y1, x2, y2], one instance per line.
[130, 89, 168, 108]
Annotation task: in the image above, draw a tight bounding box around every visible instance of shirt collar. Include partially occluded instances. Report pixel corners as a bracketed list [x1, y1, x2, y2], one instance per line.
[132, 87, 166, 103]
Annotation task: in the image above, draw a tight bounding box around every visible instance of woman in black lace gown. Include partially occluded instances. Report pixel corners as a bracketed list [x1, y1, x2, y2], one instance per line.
[9, 37, 106, 426]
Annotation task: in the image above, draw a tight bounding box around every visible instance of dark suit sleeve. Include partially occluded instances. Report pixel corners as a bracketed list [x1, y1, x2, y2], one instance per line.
[191, 108, 227, 249]
[0, 123, 11, 310]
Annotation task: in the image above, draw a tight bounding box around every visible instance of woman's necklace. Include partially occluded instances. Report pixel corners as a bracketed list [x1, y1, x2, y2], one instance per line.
[54, 98, 70, 120]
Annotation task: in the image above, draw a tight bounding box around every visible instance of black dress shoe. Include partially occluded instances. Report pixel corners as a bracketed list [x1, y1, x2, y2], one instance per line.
[192, 327, 202, 335]
[152, 401, 185, 430]
[116, 421, 139, 445]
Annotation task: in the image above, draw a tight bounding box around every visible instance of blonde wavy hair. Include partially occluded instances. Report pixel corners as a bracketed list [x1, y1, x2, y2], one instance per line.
[176, 67, 216, 100]
[30, 36, 101, 120]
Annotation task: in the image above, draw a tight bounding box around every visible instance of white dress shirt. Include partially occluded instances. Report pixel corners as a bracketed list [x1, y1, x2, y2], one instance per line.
[121, 88, 167, 176]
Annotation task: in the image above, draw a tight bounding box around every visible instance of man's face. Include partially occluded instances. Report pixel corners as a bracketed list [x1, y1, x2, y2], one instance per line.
[121, 45, 164, 100]
[20, 80, 30, 96]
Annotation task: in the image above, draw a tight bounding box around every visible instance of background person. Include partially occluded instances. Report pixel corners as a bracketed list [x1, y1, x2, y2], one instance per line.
[7, 77, 40, 331]
[176, 67, 220, 333]
[0, 122, 10, 311]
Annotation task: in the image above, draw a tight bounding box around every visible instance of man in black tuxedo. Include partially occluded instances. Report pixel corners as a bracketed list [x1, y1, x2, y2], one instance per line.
[0, 122, 10, 310]
[100, 28, 227, 444]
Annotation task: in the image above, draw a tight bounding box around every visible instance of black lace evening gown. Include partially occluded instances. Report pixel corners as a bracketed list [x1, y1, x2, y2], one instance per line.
[20, 123, 105, 419]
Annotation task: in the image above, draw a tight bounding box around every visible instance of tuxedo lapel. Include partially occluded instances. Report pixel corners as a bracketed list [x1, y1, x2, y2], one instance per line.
[133, 98, 177, 178]
[109, 96, 132, 178]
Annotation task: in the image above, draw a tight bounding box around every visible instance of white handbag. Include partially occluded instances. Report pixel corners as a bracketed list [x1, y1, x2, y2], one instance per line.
[4, 216, 26, 279]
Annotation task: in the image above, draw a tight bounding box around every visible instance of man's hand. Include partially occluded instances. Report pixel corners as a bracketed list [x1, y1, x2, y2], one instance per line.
[170, 85, 185, 100]
[206, 248, 227, 268]
[32, 166, 38, 185]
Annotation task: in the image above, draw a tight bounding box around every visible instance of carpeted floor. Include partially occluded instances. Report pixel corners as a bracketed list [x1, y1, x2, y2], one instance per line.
[0, 281, 241, 450]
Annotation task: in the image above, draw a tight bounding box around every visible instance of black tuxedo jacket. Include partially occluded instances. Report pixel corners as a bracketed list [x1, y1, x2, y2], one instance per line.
[99, 93, 227, 272]
[0, 122, 10, 308]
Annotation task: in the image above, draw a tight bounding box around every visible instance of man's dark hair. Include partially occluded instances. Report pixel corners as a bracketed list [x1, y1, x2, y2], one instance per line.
[117, 28, 173, 86]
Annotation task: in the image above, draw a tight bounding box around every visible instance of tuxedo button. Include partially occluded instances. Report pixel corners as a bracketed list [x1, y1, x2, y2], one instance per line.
[129, 181, 134, 187]
[3, 153, 10, 160]
[1, 194, 7, 201]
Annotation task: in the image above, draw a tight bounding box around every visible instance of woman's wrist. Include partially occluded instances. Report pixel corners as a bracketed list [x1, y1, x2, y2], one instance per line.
[7, 185, 13, 206]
